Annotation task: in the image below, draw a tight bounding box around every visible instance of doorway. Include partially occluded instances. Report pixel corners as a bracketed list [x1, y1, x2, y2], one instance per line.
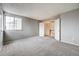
[39, 18, 60, 41]
[44, 21, 55, 38]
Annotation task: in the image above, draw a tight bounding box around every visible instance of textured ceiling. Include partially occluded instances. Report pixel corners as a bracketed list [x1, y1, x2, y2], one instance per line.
[2, 3, 79, 20]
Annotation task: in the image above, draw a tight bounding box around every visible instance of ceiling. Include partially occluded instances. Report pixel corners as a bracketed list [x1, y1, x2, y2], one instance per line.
[2, 3, 79, 20]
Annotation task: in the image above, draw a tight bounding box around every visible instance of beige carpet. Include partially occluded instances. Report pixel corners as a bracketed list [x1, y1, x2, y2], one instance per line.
[0, 36, 79, 56]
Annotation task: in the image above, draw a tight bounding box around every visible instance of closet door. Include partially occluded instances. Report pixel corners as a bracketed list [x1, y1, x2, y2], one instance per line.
[54, 18, 60, 41]
[39, 22, 44, 36]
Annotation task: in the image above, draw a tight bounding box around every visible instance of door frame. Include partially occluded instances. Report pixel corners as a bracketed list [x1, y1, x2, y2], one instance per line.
[39, 17, 61, 42]
[59, 17, 61, 42]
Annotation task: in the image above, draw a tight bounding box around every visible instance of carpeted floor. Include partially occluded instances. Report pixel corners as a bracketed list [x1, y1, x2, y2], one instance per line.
[0, 36, 79, 56]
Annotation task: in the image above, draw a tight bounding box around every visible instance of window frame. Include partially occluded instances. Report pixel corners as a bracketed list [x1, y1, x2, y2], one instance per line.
[5, 15, 22, 31]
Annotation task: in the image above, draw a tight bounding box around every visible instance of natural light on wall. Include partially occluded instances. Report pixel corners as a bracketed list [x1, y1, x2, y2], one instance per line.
[5, 16, 22, 30]
[0, 15, 2, 30]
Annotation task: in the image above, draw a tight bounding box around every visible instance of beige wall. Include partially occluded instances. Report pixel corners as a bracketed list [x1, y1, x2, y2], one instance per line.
[44, 22, 51, 36]
[44, 21, 55, 37]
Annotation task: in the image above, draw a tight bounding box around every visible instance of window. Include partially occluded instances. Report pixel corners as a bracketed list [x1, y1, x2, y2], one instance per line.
[5, 16, 22, 30]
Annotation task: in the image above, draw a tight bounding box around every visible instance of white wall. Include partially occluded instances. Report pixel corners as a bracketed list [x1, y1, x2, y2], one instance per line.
[39, 22, 44, 36]
[61, 9, 79, 46]
[54, 19, 60, 41]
